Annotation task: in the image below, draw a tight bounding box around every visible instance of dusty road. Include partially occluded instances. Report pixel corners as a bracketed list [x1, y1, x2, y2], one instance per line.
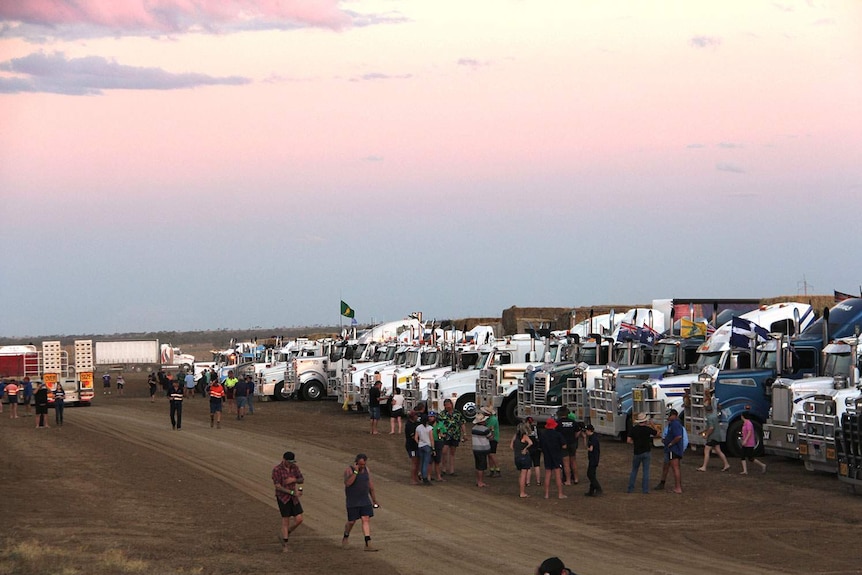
[1, 379, 860, 575]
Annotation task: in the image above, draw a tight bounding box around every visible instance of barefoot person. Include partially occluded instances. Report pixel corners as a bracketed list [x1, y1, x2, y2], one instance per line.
[662, 409, 685, 493]
[439, 398, 466, 476]
[510, 420, 534, 497]
[740, 412, 767, 475]
[342, 453, 379, 551]
[272, 451, 304, 552]
[540, 417, 567, 499]
[697, 403, 730, 472]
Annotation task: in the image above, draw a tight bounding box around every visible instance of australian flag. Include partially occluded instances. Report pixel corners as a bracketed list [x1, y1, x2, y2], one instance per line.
[639, 324, 661, 345]
[617, 321, 639, 342]
[730, 316, 771, 349]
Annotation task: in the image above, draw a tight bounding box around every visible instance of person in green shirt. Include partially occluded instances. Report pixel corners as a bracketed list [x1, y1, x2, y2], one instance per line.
[483, 407, 501, 477]
[429, 411, 446, 481]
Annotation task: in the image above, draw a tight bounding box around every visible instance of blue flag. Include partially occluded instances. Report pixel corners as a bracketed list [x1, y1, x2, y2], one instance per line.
[730, 316, 771, 349]
[639, 324, 661, 345]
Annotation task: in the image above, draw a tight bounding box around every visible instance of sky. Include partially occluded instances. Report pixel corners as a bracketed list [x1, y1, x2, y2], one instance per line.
[1, 0, 860, 338]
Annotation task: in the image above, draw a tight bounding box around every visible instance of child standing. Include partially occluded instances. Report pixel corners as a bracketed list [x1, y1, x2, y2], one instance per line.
[585, 424, 602, 496]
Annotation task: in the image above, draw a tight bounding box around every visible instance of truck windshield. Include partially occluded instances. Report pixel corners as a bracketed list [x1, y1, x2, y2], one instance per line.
[823, 351, 852, 378]
[394, 351, 409, 366]
[694, 351, 723, 370]
[652, 342, 678, 366]
[420, 351, 438, 366]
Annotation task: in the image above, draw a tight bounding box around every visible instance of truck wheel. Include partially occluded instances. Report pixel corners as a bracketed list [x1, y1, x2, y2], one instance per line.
[303, 381, 325, 401]
[455, 393, 477, 421]
[725, 418, 764, 458]
[503, 397, 518, 426]
[181, 363, 192, 372]
[275, 383, 289, 401]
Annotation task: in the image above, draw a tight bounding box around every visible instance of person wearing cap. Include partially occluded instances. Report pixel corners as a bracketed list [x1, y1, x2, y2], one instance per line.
[536, 556, 578, 575]
[656, 408, 684, 493]
[584, 424, 602, 496]
[342, 453, 379, 551]
[471, 411, 492, 487]
[273, 451, 304, 553]
[540, 417, 567, 499]
[627, 412, 658, 493]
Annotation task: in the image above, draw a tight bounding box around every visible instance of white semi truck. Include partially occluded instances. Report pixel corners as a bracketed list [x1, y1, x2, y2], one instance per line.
[0, 341, 95, 405]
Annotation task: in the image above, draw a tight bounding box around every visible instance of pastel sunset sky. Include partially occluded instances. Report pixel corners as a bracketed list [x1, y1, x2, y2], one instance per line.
[1, 0, 860, 337]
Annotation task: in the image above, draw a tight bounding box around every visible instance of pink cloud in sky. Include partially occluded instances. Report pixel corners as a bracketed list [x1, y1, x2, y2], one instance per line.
[0, 0, 349, 33]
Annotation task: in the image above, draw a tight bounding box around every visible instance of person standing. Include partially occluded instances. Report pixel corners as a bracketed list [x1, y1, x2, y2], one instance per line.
[22, 377, 33, 415]
[429, 411, 445, 481]
[116, 374, 125, 396]
[556, 407, 582, 485]
[471, 412, 493, 488]
[147, 373, 158, 402]
[368, 380, 383, 435]
[740, 412, 767, 474]
[540, 417, 566, 499]
[657, 409, 685, 493]
[404, 410, 420, 485]
[184, 371, 195, 398]
[53, 382, 66, 426]
[584, 424, 602, 496]
[272, 451, 304, 553]
[438, 398, 467, 476]
[5, 379, 19, 419]
[415, 413, 434, 485]
[526, 417, 542, 487]
[389, 387, 405, 434]
[627, 412, 657, 493]
[102, 373, 111, 396]
[169, 379, 184, 430]
[208, 377, 225, 428]
[234, 375, 249, 420]
[224, 370, 238, 414]
[246, 374, 256, 415]
[34, 383, 49, 428]
[510, 420, 534, 498]
[485, 407, 501, 477]
[697, 403, 731, 472]
[342, 453, 379, 552]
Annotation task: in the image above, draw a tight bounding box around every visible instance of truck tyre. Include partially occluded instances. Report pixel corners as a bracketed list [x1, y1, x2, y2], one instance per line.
[455, 393, 477, 421]
[181, 363, 192, 373]
[503, 397, 518, 426]
[724, 418, 764, 458]
[275, 383, 290, 401]
[302, 381, 325, 401]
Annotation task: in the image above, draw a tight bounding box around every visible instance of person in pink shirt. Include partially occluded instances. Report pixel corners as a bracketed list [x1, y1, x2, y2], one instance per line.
[739, 412, 767, 475]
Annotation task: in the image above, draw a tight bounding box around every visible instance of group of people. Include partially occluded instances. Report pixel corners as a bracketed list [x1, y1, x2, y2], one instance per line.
[101, 373, 125, 395]
[2, 376, 66, 427]
[163, 369, 257, 430]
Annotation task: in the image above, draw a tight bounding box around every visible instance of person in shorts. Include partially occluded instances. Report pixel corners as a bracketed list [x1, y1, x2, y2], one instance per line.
[342, 454, 379, 551]
[389, 387, 405, 434]
[208, 378, 225, 428]
[368, 380, 382, 434]
[234, 375, 249, 420]
[556, 407, 582, 485]
[471, 412, 492, 488]
[272, 451, 304, 552]
[484, 407, 501, 477]
[510, 420, 534, 498]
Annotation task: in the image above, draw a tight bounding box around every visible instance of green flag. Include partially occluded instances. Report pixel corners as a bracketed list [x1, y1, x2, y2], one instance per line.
[340, 300, 355, 318]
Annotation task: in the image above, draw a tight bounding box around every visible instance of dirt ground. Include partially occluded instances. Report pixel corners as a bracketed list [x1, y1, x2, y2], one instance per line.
[1, 374, 861, 575]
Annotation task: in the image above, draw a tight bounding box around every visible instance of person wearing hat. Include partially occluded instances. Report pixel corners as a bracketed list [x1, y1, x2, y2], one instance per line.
[584, 424, 602, 496]
[536, 556, 578, 575]
[273, 451, 304, 552]
[627, 412, 658, 493]
[471, 411, 493, 487]
[540, 417, 567, 499]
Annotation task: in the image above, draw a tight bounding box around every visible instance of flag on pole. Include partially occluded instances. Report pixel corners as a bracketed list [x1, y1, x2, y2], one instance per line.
[680, 318, 707, 338]
[834, 290, 855, 303]
[730, 316, 771, 349]
[639, 323, 661, 345]
[340, 300, 355, 318]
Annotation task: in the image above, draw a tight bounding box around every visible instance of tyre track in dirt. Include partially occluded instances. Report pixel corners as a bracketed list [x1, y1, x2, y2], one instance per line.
[67, 398, 827, 575]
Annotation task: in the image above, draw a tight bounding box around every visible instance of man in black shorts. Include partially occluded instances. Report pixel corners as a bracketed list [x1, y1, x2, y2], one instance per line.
[272, 451, 304, 552]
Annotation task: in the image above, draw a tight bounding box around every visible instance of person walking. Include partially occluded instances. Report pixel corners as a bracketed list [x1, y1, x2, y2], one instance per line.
[389, 387, 405, 434]
[438, 398, 466, 476]
[147, 373, 158, 402]
[5, 379, 19, 419]
[34, 382, 49, 428]
[471, 411, 493, 488]
[246, 374, 256, 415]
[208, 378, 225, 428]
[224, 370, 238, 414]
[740, 412, 767, 474]
[234, 375, 249, 420]
[540, 417, 567, 499]
[510, 420, 534, 498]
[169, 379, 184, 430]
[584, 424, 602, 496]
[697, 403, 731, 472]
[342, 453, 379, 552]
[415, 413, 434, 485]
[272, 451, 304, 553]
[53, 382, 66, 426]
[116, 374, 126, 396]
[627, 412, 657, 493]
[102, 373, 111, 395]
